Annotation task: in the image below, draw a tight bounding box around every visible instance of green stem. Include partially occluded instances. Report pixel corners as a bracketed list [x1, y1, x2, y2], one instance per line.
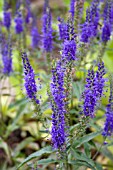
[92, 137, 107, 160]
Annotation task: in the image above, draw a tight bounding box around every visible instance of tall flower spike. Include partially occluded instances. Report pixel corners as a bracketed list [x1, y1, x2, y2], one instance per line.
[2, 41, 12, 75]
[109, 2, 113, 29]
[58, 17, 69, 41]
[61, 20, 76, 62]
[93, 61, 106, 100]
[81, 61, 106, 117]
[25, 0, 32, 23]
[102, 1, 111, 42]
[82, 69, 96, 117]
[69, 0, 75, 20]
[3, 1, 11, 30]
[16, 0, 21, 13]
[14, 11, 24, 34]
[50, 61, 66, 149]
[21, 52, 40, 105]
[42, 1, 53, 52]
[102, 22, 111, 42]
[31, 25, 39, 49]
[62, 40, 76, 61]
[81, 0, 100, 43]
[102, 76, 113, 137]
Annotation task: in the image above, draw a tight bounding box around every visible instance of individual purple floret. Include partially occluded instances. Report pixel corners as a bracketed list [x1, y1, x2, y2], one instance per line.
[2, 43, 12, 75]
[62, 40, 76, 61]
[3, 11, 11, 30]
[42, 2, 53, 52]
[14, 12, 24, 34]
[69, 0, 75, 20]
[21, 52, 40, 104]
[50, 61, 66, 149]
[31, 26, 39, 49]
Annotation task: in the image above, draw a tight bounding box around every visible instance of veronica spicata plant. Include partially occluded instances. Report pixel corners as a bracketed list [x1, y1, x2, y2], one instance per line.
[1, 0, 113, 170]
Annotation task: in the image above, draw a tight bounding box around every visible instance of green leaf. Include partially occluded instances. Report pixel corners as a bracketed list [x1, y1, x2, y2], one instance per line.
[71, 148, 95, 168]
[16, 146, 54, 169]
[84, 143, 91, 158]
[0, 138, 11, 161]
[73, 131, 101, 148]
[8, 98, 27, 109]
[13, 137, 35, 157]
[73, 81, 84, 99]
[4, 104, 26, 138]
[37, 158, 57, 165]
[95, 163, 103, 170]
[69, 160, 96, 170]
[101, 147, 113, 160]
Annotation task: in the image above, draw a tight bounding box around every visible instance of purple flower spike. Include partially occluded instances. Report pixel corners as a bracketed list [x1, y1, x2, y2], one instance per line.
[101, 22, 111, 42]
[58, 17, 69, 41]
[21, 52, 40, 104]
[94, 62, 106, 99]
[3, 0, 11, 30]
[102, 76, 113, 137]
[2, 43, 12, 75]
[3, 11, 11, 30]
[82, 62, 106, 117]
[102, 103, 113, 137]
[81, 0, 100, 43]
[26, 10, 32, 24]
[31, 26, 39, 49]
[82, 69, 96, 117]
[69, 0, 75, 20]
[50, 61, 66, 149]
[62, 40, 76, 61]
[42, 1, 53, 52]
[14, 12, 24, 34]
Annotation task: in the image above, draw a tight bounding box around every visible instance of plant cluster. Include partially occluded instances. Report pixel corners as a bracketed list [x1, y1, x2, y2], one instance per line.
[0, 0, 113, 170]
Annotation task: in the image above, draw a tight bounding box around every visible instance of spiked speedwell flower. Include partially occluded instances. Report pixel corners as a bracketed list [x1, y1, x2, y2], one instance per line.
[50, 61, 66, 149]
[81, 0, 99, 43]
[101, 22, 111, 42]
[31, 26, 39, 49]
[102, 1, 112, 42]
[14, 12, 24, 34]
[58, 17, 69, 41]
[3, 11, 11, 30]
[82, 62, 106, 117]
[3, 0, 11, 30]
[2, 43, 12, 75]
[42, 3, 53, 52]
[69, 0, 75, 20]
[21, 52, 39, 104]
[62, 40, 76, 61]
[102, 78, 113, 137]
